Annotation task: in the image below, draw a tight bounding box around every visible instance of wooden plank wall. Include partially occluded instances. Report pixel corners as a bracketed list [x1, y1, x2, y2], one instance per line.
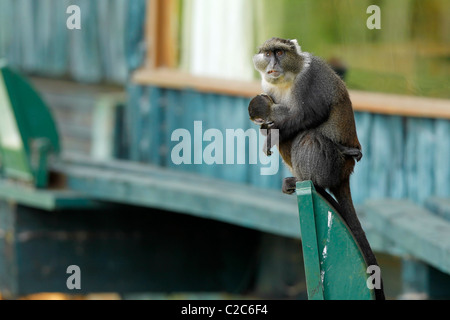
[1, 0, 448, 206]
[0, 0, 143, 158]
[30, 78, 125, 159]
[124, 0, 449, 206]
[125, 84, 450, 205]
[0, 0, 144, 84]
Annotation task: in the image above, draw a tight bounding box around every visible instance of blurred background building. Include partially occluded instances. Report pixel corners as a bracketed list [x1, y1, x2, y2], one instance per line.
[0, 0, 449, 300]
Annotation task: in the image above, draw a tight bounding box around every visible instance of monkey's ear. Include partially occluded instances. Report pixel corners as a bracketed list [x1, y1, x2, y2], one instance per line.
[290, 39, 302, 55]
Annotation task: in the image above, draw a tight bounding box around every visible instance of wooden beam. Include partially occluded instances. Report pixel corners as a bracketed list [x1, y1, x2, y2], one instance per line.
[47, 153, 388, 255]
[133, 68, 450, 119]
[425, 197, 450, 221]
[146, 0, 156, 68]
[363, 199, 450, 275]
[0, 179, 101, 211]
[350, 91, 450, 120]
[50, 153, 303, 240]
[133, 68, 261, 97]
[146, 0, 177, 69]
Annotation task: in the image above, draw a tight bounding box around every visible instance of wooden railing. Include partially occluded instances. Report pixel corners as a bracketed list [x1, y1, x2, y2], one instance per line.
[135, 0, 450, 120]
[133, 68, 450, 120]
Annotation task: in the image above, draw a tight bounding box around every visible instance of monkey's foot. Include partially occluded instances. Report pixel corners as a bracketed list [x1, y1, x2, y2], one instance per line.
[346, 149, 363, 162]
[282, 177, 298, 195]
[339, 146, 363, 162]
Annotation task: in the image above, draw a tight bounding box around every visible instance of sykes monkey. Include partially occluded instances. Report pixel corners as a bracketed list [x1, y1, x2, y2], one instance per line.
[249, 38, 384, 300]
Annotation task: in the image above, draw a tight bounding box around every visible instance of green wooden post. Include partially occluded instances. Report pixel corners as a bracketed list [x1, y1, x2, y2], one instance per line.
[296, 181, 375, 300]
[296, 181, 324, 299]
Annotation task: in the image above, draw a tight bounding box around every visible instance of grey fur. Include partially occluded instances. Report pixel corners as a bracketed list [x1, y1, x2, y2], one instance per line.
[249, 38, 384, 300]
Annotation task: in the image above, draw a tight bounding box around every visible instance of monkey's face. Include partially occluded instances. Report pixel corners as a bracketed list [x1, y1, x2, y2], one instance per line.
[253, 38, 303, 85]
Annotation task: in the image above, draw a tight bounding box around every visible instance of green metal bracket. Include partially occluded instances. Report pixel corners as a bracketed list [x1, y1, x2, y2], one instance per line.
[296, 181, 375, 300]
[0, 65, 60, 188]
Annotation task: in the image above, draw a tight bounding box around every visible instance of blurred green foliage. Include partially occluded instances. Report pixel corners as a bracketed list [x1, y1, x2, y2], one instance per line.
[254, 0, 450, 98]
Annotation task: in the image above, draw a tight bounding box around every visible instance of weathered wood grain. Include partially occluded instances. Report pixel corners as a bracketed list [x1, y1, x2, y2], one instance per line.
[364, 199, 450, 275]
[0, 179, 100, 211]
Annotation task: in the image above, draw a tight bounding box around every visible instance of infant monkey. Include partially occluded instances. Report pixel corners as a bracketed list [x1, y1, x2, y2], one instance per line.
[248, 94, 277, 156]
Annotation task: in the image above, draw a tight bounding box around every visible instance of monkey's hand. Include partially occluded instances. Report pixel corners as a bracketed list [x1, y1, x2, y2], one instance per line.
[248, 94, 274, 125]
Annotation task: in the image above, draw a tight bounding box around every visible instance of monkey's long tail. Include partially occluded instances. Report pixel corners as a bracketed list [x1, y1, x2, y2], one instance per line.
[331, 179, 386, 300]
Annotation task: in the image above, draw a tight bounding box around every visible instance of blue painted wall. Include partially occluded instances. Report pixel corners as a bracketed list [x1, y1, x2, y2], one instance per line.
[125, 84, 450, 205]
[0, 0, 146, 84]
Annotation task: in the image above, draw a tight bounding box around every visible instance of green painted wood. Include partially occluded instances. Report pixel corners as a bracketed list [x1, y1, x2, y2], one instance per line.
[49, 154, 391, 256]
[0, 179, 101, 211]
[0, 199, 259, 298]
[363, 199, 450, 275]
[296, 181, 375, 300]
[296, 181, 324, 299]
[0, 66, 31, 182]
[0, 66, 60, 187]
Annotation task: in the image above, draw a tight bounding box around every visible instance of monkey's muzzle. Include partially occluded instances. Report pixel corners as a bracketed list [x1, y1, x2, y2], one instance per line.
[267, 70, 281, 78]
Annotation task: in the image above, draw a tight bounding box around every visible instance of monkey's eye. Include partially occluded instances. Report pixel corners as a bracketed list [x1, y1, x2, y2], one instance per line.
[275, 50, 284, 57]
[265, 51, 272, 57]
